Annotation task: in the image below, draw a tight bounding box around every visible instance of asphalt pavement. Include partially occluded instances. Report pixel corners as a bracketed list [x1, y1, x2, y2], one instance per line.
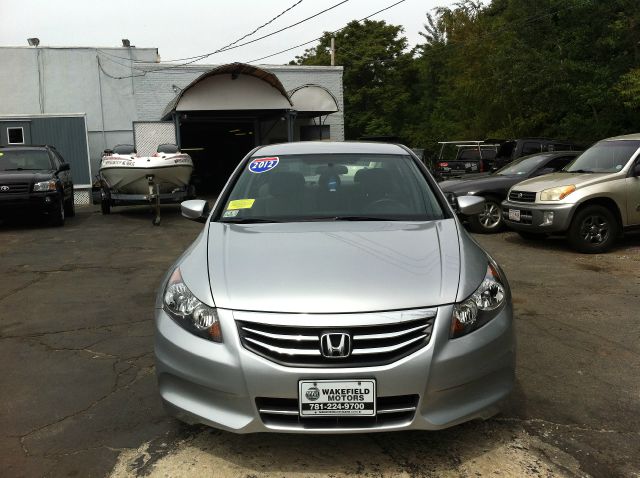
[1, 205, 638, 477]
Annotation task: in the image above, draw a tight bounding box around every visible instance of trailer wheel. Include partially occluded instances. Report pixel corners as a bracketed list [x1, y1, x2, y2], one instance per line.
[101, 198, 111, 215]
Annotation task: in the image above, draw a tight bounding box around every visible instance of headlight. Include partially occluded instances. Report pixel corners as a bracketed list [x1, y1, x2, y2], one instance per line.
[539, 185, 576, 201]
[33, 180, 57, 192]
[163, 268, 222, 342]
[451, 263, 506, 338]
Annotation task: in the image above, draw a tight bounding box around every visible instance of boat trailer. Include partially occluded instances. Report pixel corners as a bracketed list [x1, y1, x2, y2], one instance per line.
[92, 174, 190, 226]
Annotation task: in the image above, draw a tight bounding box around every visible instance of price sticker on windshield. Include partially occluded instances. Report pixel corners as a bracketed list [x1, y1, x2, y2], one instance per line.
[249, 157, 279, 174]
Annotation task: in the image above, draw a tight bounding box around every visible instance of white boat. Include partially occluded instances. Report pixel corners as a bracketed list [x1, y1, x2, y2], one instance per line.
[99, 144, 193, 195]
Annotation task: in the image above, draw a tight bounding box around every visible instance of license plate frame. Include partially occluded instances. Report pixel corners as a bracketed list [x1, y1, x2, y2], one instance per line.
[508, 209, 521, 222]
[299, 379, 376, 417]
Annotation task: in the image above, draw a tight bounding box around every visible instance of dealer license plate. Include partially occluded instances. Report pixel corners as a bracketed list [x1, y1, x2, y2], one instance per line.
[299, 379, 376, 416]
[508, 209, 521, 222]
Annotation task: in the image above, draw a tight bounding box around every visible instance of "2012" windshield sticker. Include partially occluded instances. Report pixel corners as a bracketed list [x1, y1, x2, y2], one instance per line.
[249, 157, 279, 173]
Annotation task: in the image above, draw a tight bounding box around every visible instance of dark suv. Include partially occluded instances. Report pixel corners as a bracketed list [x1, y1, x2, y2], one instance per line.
[493, 138, 580, 169]
[0, 145, 74, 226]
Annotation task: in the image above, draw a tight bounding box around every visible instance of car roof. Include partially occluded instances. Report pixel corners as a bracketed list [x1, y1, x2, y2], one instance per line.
[602, 133, 640, 142]
[0, 145, 52, 150]
[253, 141, 409, 156]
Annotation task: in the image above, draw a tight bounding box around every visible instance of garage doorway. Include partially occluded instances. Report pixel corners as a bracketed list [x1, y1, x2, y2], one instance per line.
[179, 119, 256, 194]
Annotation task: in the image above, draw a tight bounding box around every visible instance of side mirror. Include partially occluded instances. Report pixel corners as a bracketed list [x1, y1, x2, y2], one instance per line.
[181, 199, 210, 223]
[457, 195, 485, 215]
[58, 163, 70, 172]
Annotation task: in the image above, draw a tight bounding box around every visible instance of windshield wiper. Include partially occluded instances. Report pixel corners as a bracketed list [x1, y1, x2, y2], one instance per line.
[297, 215, 401, 222]
[565, 169, 594, 173]
[221, 218, 282, 224]
[3, 168, 40, 171]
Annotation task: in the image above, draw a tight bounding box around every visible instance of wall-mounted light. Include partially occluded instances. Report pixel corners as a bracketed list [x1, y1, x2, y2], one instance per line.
[27, 38, 40, 47]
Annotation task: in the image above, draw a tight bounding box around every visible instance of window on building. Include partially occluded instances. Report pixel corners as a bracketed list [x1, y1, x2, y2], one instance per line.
[300, 125, 330, 141]
[7, 127, 24, 144]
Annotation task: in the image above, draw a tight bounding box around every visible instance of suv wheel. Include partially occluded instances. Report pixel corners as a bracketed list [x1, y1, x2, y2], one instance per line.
[469, 199, 503, 233]
[568, 205, 618, 253]
[64, 192, 75, 217]
[49, 195, 65, 227]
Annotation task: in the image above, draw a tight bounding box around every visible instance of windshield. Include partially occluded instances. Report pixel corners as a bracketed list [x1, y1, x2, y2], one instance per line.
[218, 153, 445, 222]
[496, 153, 552, 176]
[565, 140, 640, 173]
[0, 149, 52, 171]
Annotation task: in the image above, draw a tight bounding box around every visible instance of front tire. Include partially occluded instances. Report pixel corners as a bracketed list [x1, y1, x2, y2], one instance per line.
[567, 205, 618, 253]
[64, 190, 75, 217]
[468, 199, 503, 233]
[48, 195, 65, 227]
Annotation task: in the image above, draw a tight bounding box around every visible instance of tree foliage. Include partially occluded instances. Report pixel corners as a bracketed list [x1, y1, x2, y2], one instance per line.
[292, 0, 640, 152]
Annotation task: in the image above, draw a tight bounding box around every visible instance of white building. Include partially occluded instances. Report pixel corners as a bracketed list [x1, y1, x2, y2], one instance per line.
[0, 45, 344, 196]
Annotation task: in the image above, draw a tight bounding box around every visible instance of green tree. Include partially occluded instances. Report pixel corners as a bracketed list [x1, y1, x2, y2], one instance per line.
[292, 20, 417, 140]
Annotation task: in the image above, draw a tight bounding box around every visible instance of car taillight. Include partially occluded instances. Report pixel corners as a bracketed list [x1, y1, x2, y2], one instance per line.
[439, 162, 448, 167]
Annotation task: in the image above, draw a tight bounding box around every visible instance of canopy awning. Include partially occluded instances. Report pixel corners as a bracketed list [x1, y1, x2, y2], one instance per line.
[288, 84, 339, 117]
[161, 63, 293, 120]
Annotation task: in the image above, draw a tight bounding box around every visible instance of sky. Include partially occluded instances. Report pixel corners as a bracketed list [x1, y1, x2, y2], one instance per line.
[0, 0, 453, 65]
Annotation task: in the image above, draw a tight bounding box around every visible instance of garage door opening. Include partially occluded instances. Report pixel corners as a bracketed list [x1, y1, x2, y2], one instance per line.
[180, 119, 255, 195]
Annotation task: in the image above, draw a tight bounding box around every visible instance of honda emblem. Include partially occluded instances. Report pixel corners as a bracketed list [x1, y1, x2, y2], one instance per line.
[320, 333, 352, 358]
[0, 186, 9, 192]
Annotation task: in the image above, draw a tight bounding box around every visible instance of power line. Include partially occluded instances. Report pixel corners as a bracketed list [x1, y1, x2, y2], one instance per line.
[130, 0, 307, 64]
[143, 0, 351, 73]
[246, 0, 407, 63]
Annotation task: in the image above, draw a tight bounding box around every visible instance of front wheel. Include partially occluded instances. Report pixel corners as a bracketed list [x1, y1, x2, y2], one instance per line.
[64, 191, 75, 217]
[48, 196, 65, 227]
[468, 199, 503, 233]
[567, 205, 618, 253]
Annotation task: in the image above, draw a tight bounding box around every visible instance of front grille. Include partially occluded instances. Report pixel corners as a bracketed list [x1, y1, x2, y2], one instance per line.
[0, 182, 30, 194]
[236, 315, 436, 368]
[508, 190, 536, 202]
[256, 394, 419, 429]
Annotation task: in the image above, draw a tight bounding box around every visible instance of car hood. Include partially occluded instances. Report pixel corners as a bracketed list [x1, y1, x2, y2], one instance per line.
[510, 171, 620, 192]
[0, 170, 54, 183]
[440, 174, 517, 194]
[205, 219, 465, 313]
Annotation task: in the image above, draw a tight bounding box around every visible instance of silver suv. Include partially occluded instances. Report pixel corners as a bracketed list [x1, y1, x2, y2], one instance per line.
[502, 134, 640, 253]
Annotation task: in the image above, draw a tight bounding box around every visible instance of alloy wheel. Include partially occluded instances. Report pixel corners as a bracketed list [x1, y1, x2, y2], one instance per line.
[479, 202, 501, 229]
[579, 214, 609, 245]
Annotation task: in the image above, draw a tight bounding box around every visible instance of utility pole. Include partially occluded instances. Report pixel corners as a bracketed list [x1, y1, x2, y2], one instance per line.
[330, 37, 335, 66]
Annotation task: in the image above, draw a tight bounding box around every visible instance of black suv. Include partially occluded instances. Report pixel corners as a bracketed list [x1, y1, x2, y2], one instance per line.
[0, 145, 74, 226]
[493, 138, 580, 169]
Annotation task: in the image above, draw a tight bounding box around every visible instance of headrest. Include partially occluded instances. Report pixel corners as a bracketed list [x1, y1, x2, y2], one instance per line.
[112, 144, 136, 155]
[316, 164, 348, 175]
[157, 143, 180, 154]
[354, 168, 394, 193]
[267, 172, 306, 197]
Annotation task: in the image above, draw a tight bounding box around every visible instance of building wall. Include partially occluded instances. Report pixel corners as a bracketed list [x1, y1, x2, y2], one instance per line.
[133, 63, 345, 141]
[0, 47, 345, 178]
[0, 46, 159, 176]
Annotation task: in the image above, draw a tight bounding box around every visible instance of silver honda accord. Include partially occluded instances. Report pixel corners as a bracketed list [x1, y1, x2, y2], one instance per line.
[155, 141, 515, 433]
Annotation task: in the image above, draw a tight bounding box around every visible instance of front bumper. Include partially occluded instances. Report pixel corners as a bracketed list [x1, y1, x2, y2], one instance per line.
[155, 305, 515, 433]
[501, 200, 576, 233]
[0, 192, 61, 217]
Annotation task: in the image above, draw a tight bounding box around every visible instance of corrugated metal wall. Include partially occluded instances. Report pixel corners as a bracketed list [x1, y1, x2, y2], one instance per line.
[30, 116, 91, 185]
